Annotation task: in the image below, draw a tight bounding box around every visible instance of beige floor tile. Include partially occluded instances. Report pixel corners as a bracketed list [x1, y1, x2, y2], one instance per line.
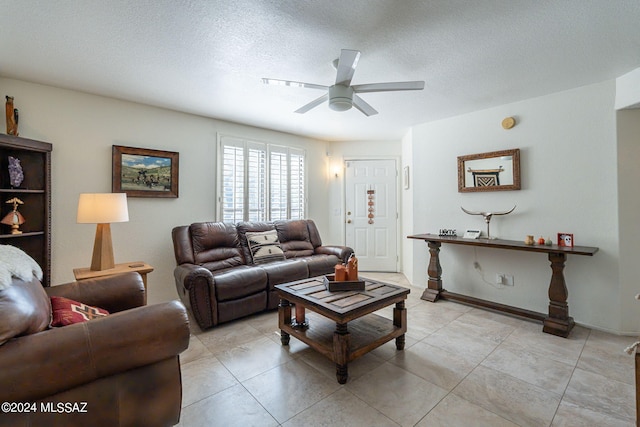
[242, 359, 341, 423]
[446, 310, 517, 344]
[417, 393, 519, 427]
[197, 321, 265, 355]
[562, 367, 635, 423]
[244, 309, 280, 336]
[179, 384, 278, 427]
[180, 334, 213, 365]
[577, 329, 635, 385]
[452, 365, 561, 426]
[405, 307, 463, 340]
[369, 334, 420, 361]
[466, 306, 532, 328]
[300, 348, 386, 382]
[180, 356, 238, 407]
[282, 388, 399, 427]
[481, 340, 574, 395]
[502, 320, 589, 365]
[551, 400, 634, 427]
[216, 336, 294, 381]
[422, 325, 500, 365]
[389, 340, 476, 391]
[346, 362, 448, 427]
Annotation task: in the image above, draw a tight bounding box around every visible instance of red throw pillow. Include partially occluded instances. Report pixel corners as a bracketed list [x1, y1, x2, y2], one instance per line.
[50, 296, 109, 327]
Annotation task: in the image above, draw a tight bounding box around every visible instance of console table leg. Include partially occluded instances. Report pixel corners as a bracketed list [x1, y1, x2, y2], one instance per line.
[334, 323, 350, 384]
[278, 298, 291, 345]
[543, 252, 575, 337]
[421, 241, 443, 302]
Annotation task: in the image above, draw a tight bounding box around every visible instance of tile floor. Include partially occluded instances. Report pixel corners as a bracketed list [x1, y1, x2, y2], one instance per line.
[176, 273, 636, 427]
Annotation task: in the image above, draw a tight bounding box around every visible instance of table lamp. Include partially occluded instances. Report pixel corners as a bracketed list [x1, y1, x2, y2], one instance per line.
[77, 193, 129, 271]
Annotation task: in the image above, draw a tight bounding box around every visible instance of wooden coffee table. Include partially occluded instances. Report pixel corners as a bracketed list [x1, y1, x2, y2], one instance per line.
[275, 276, 409, 384]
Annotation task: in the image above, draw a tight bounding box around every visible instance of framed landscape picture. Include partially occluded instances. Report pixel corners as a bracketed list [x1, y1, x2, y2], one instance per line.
[112, 145, 179, 198]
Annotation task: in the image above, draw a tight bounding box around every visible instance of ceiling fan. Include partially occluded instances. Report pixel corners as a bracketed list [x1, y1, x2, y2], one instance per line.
[262, 49, 425, 116]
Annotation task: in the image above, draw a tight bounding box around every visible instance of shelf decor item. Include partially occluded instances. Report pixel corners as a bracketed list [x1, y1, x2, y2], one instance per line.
[5, 96, 19, 136]
[8, 156, 24, 188]
[2, 197, 26, 234]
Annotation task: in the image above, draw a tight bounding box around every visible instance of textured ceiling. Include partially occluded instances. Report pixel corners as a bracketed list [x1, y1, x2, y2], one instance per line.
[1, 0, 640, 141]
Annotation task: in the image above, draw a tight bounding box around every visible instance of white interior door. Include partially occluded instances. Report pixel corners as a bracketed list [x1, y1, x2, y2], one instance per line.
[344, 159, 398, 272]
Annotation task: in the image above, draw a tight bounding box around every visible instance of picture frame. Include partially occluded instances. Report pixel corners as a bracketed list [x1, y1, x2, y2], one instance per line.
[112, 145, 179, 198]
[457, 148, 520, 192]
[557, 233, 574, 247]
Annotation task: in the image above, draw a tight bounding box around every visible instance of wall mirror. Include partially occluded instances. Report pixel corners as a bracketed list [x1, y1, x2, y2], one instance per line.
[457, 148, 520, 192]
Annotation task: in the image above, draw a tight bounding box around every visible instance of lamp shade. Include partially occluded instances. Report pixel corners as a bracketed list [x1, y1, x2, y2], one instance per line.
[77, 193, 129, 224]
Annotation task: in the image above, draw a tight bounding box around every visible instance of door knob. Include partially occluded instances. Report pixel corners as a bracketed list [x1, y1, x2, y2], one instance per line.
[347, 219, 352, 224]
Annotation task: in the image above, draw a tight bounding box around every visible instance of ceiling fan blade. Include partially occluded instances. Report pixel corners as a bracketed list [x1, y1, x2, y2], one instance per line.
[262, 78, 328, 91]
[352, 94, 378, 116]
[334, 49, 361, 86]
[352, 81, 425, 93]
[295, 93, 329, 114]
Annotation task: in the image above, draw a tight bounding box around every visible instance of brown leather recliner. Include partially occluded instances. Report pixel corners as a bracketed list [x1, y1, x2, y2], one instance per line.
[172, 219, 353, 329]
[0, 272, 190, 427]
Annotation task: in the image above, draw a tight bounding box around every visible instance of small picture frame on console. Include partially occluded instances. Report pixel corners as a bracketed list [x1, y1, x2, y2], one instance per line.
[557, 233, 574, 247]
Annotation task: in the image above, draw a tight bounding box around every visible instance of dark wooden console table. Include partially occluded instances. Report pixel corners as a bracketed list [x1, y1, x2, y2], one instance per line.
[407, 234, 598, 337]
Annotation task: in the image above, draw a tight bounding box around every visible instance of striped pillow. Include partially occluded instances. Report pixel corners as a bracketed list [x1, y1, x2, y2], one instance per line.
[246, 230, 286, 264]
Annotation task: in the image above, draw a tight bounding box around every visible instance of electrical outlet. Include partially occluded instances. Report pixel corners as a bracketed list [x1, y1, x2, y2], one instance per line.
[497, 273, 514, 286]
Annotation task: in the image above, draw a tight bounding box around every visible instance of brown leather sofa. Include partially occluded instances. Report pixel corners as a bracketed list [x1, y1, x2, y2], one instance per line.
[0, 272, 190, 427]
[172, 219, 353, 329]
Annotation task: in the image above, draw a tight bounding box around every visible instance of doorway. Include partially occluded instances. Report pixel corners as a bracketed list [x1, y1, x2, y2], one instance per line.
[344, 159, 398, 271]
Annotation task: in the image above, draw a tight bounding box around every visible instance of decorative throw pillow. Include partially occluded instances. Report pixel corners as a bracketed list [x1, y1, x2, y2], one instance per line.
[50, 296, 109, 327]
[246, 230, 286, 264]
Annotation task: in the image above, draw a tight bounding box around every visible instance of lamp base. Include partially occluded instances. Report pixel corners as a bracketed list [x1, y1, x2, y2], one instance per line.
[90, 223, 115, 271]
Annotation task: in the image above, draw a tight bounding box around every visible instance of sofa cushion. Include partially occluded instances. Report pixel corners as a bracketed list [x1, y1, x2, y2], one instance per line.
[190, 222, 245, 270]
[213, 266, 268, 302]
[301, 254, 342, 277]
[257, 259, 309, 288]
[0, 278, 52, 345]
[246, 230, 286, 264]
[50, 296, 109, 326]
[275, 220, 314, 258]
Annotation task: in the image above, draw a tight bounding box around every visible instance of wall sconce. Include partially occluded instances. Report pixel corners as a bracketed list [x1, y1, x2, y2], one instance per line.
[332, 165, 341, 178]
[77, 193, 129, 271]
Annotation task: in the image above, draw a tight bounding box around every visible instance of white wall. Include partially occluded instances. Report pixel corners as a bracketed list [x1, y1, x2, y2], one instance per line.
[0, 78, 329, 304]
[409, 80, 623, 333]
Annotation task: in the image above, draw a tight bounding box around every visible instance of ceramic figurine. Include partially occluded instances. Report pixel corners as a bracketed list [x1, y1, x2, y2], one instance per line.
[545, 237, 553, 246]
[524, 235, 534, 245]
[5, 96, 19, 136]
[537, 236, 545, 245]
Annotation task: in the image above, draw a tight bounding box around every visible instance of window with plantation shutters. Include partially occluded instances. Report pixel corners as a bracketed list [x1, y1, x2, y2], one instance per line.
[219, 136, 305, 222]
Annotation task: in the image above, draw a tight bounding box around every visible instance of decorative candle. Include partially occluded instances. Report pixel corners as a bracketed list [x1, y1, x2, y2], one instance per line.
[334, 264, 347, 281]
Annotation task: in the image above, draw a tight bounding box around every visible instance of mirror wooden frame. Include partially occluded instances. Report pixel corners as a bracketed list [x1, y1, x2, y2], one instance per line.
[457, 148, 520, 192]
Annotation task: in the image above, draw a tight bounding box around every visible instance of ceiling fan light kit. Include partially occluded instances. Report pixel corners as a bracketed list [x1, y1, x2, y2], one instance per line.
[329, 85, 354, 111]
[263, 49, 425, 116]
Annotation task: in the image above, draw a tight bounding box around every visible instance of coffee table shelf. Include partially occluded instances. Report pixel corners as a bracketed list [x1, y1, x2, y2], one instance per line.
[280, 311, 403, 362]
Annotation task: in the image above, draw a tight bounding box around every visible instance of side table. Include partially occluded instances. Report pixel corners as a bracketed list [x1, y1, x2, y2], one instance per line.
[73, 261, 154, 304]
